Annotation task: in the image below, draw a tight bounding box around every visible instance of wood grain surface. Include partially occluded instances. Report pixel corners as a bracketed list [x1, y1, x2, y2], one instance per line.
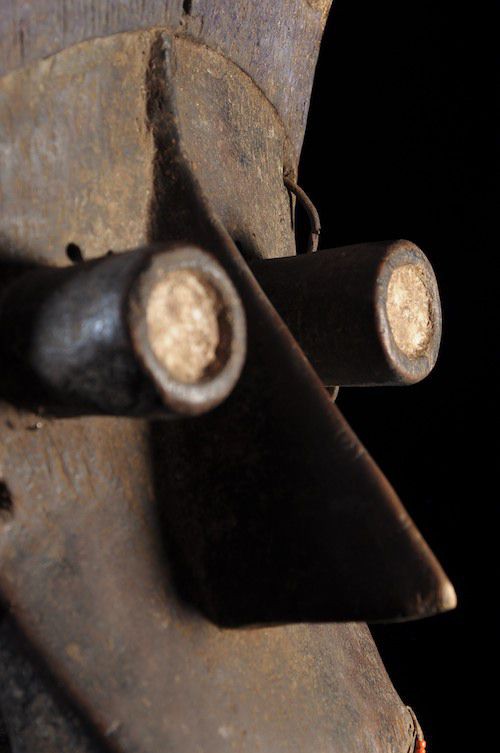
[0, 0, 332, 162]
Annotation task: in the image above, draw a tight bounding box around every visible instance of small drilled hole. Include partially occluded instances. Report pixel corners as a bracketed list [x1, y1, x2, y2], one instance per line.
[182, 0, 193, 13]
[0, 481, 13, 519]
[65, 243, 84, 263]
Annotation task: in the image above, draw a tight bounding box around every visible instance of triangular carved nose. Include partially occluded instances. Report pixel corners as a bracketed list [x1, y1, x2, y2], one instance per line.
[151, 236, 456, 626]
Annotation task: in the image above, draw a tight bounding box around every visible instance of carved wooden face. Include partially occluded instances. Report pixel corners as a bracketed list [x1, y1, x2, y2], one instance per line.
[0, 7, 452, 753]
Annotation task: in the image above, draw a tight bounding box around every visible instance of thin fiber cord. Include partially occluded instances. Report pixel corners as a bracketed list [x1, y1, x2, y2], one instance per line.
[284, 176, 321, 253]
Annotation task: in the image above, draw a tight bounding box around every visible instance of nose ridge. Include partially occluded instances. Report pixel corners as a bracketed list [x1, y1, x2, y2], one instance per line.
[151, 234, 455, 626]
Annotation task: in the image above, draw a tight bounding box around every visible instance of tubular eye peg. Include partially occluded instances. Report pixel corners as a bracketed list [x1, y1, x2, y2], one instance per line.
[251, 239, 441, 387]
[129, 247, 246, 415]
[0, 244, 246, 418]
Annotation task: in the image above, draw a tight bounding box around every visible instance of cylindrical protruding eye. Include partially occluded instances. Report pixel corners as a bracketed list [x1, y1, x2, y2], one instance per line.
[0, 244, 246, 418]
[251, 239, 441, 387]
[129, 245, 246, 415]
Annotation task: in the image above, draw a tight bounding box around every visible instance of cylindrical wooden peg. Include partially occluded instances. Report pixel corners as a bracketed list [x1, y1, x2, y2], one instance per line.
[251, 240, 441, 386]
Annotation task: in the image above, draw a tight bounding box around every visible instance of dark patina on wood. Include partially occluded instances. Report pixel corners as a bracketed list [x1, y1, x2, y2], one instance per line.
[0, 3, 452, 752]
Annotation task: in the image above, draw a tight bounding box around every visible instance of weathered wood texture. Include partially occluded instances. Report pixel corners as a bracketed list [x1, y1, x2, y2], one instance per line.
[0, 4, 430, 752]
[0, 0, 182, 74]
[0, 32, 155, 262]
[0, 32, 294, 263]
[0, 0, 331, 163]
[0, 404, 414, 753]
[0, 621, 101, 753]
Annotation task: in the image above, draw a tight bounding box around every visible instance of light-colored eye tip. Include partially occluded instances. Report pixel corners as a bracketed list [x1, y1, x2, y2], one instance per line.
[375, 241, 442, 385]
[386, 264, 434, 360]
[146, 268, 223, 385]
[129, 245, 246, 415]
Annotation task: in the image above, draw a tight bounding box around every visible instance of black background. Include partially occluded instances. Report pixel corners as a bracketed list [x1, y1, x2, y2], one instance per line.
[300, 1, 494, 750]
